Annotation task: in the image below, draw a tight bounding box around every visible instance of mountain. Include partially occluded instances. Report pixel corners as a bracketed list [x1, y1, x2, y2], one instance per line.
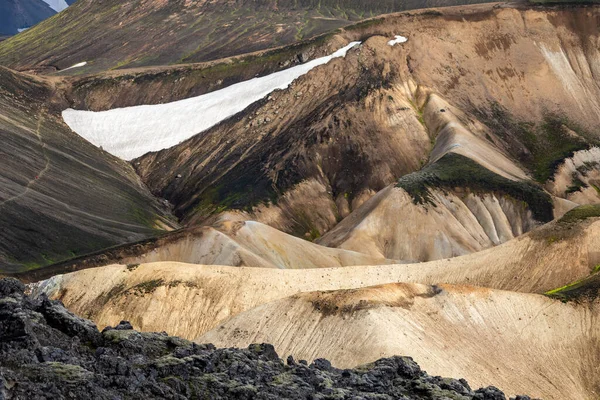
[126, 3, 599, 247]
[0, 278, 528, 400]
[0, 0, 497, 74]
[0, 0, 56, 35]
[28, 209, 600, 399]
[2, 2, 599, 273]
[29, 208, 600, 337]
[3, 2, 600, 399]
[0, 67, 176, 271]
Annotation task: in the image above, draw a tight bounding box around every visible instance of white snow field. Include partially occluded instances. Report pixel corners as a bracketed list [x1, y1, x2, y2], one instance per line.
[41, 0, 69, 12]
[388, 35, 408, 46]
[62, 42, 361, 160]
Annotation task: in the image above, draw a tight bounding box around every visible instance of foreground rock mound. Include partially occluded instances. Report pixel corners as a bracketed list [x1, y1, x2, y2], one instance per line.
[0, 278, 527, 400]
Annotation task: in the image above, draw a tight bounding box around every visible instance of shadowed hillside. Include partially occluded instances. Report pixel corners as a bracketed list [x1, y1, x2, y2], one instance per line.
[0, 68, 176, 272]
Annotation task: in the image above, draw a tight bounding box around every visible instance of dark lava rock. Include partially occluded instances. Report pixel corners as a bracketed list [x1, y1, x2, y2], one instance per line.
[0, 278, 535, 400]
[0, 277, 24, 296]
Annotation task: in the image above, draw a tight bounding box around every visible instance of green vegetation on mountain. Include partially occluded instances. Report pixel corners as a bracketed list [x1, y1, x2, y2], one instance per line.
[0, 0, 496, 74]
[396, 153, 554, 222]
[476, 104, 593, 183]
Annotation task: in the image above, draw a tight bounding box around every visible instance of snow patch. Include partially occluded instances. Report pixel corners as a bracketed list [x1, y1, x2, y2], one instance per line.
[62, 61, 87, 72]
[388, 36, 407, 46]
[41, 0, 69, 12]
[62, 42, 361, 160]
[17, 28, 29, 33]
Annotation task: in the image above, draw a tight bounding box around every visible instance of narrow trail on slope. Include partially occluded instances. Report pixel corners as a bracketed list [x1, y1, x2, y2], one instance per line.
[0, 109, 51, 207]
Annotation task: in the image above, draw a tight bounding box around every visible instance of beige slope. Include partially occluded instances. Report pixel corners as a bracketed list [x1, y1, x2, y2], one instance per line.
[19, 219, 398, 281]
[32, 217, 600, 340]
[199, 283, 600, 400]
[355, 5, 600, 132]
[318, 185, 537, 261]
[119, 219, 397, 269]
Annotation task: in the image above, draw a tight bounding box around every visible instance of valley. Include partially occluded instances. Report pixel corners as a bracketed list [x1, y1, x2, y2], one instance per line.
[1, 1, 600, 399]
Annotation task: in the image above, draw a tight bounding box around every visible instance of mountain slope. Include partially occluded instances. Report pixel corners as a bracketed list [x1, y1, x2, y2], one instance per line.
[0, 67, 176, 272]
[5, 4, 600, 272]
[0, 0, 56, 35]
[30, 212, 600, 338]
[0, 278, 525, 400]
[199, 283, 600, 400]
[17, 219, 398, 277]
[122, 4, 600, 241]
[0, 0, 496, 74]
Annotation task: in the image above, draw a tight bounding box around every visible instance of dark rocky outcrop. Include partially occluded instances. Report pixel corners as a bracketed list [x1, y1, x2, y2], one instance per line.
[0, 277, 532, 400]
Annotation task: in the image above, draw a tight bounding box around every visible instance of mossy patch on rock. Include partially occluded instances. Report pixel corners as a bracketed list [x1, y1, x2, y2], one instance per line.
[396, 153, 554, 222]
[558, 204, 600, 224]
[474, 103, 594, 183]
[545, 273, 600, 303]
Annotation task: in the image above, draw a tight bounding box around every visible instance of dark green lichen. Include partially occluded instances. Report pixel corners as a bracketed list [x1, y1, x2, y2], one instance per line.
[396, 153, 553, 222]
[473, 103, 594, 183]
[558, 204, 600, 224]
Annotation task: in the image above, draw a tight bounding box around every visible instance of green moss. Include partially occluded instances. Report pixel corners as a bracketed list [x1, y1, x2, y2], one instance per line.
[272, 372, 295, 386]
[530, 117, 590, 182]
[103, 329, 138, 344]
[565, 172, 588, 194]
[544, 272, 600, 303]
[308, 228, 321, 241]
[475, 104, 594, 183]
[545, 280, 584, 296]
[558, 204, 600, 224]
[396, 153, 554, 222]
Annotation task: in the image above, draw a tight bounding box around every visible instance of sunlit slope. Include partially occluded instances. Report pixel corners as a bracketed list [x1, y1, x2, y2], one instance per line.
[199, 283, 600, 400]
[318, 152, 552, 261]
[32, 210, 600, 339]
[22, 219, 397, 277]
[126, 5, 600, 241]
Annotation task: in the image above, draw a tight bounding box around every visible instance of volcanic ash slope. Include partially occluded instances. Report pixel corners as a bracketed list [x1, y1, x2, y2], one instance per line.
[32, 213, 600, 339]
[199, 283, 600, 400]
